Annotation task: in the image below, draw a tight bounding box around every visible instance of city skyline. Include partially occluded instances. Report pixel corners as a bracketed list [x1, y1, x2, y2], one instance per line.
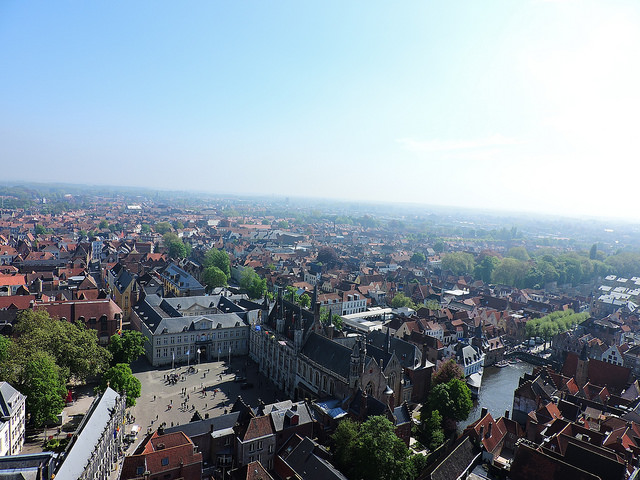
[2, 1, 639, 220]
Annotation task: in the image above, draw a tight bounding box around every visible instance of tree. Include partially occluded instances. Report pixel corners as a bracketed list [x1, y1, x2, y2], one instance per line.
[141, 224, 151, 233]
[492, 257, 528, 287]
[298, 293, 311, 309]
[474, 255, 499, 283]
[0, 335, 10, 364]
[424, 299, 440, 311]
[163, 233, 189, 259]
[421, 409, 445, 450]
[21, 351, 66, 427]
[507, 246, 530, 262]
[14, 310, 110, 382]
[433, 240, 445, 253]
[101, 363, 141, 407]
[332, 418, 359, 472]
[411, 252, 426, 264]
[432, 359, 464, 386]
[277, 220, 289, 229]
[99, 219, 109, 229]
[203, 266, 228, 290]
[317, 246, 339, 266]
[155, 221, 172, 234]
[34, 224, 47, 235]
[425, 378, 473, 429]
[239, 268, 266, 299]
[203, 249, 231, 279]
[391, 293, 416, 309]
[441, 252, 475, 276]
[589, 243, 598, 260]
[332, 416, 415, 480]
[108, 331, 145, 365]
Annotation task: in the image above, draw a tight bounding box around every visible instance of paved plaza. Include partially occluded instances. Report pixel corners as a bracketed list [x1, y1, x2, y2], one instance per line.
[125, 355, 282, 451]
[22, 355, 284, 459]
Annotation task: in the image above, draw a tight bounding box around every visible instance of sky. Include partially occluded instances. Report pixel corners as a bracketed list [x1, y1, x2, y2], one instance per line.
[1, 1, 639, 220]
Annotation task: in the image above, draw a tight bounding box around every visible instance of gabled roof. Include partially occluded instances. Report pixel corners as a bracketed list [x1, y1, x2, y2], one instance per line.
[300, 333, 351, 380]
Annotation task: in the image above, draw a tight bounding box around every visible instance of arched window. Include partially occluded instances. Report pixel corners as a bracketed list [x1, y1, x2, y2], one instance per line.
[365, 382, 373, 395]
[315, 371, 320, 386]
[323, 376, 327, 391]
[389, 373, 396, 391]
[329, 380, 335, 395]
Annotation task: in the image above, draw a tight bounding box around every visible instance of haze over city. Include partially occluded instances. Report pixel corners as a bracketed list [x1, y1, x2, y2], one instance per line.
[1, 1, 639, 219]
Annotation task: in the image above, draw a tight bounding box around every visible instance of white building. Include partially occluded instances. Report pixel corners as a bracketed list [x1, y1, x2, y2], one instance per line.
[0, 382, 26, 456]
[131, 294, 261, 367]
[341, 290, 366, 316]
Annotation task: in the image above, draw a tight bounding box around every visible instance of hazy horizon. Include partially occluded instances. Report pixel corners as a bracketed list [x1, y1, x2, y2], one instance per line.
[2, 1, 639, 220]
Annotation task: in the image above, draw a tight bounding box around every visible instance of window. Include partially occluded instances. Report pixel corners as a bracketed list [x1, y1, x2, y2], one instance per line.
[258, 441, 263, 450]
[136, 467, 144, 475]
[249, 443, 255, 452]
[268, 444, 273, 453]
[161, 457, 169, 466]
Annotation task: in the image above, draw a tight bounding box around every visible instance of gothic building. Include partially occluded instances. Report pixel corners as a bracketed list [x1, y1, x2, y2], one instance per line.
[249, 289, 412, 407]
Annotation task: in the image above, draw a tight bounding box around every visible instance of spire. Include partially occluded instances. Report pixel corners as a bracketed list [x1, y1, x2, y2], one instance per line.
[385, 326, 390, 354]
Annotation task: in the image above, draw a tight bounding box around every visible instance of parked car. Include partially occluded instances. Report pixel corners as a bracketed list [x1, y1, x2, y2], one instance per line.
[240, 382, 254, 390]
[234, 375, 246, 383]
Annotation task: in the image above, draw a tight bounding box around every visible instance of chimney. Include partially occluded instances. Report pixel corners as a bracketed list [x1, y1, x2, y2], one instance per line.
[481, 407, 488, 419]
[505, 410, 509, 420]
[487, 422, 492, 438]
[421, 343, 428, 368]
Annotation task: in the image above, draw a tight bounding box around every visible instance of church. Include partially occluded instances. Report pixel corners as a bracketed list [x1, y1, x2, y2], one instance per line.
[250, 288, 427, 407]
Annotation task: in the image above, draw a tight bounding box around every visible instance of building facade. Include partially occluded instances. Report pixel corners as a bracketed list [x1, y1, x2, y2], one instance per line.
[0, 382, 26, 456]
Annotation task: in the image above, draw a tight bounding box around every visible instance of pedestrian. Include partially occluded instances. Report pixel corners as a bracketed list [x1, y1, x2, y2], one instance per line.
[153, 395, 156, 401]
[205, 403, 207, 409]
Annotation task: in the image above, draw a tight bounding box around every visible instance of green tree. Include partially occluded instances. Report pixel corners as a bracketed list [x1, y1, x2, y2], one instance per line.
[507, 246, 530, 262]
[589, 243, 598, 260]
[155, 222, 172, 234]
[493, 257, 528, 287]
[424, 299, 440, 311]
[99, 219, 109, 229]
[277, 220, 289, 229]
[108, 331, 145, 365]
[298, 293, 311, 309]
[22, 351, 67, 426]
[425, 378, 473, 429]
[0, 335, 10, 364]
[421, 409, 445, 450]
[433, 240, 445, 253]
[101, 363, 141, 407]
[411, 252, 426, 264]
[474, 255, 499, 283]
[203, 266, 228, 290]
[15, 310, 110, 382]
[239, 268, 267, 299]
[203, 249, 231, 279]
[172, 220, 184, 230]
[140, 224, 151, 234]
[391, 293, 416, 309]
[34, 224, 47, 235]
[332, 416, 415, 480]
[441, 252, 475, 276]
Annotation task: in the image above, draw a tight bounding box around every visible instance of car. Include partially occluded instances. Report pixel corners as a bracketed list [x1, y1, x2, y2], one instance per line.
[234, 375, 246, 383]
[240, 382, 254, 390]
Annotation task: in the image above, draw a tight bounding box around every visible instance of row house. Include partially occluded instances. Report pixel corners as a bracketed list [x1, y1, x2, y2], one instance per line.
[54, 388, 126, 480]
[0, 382, 26, 456]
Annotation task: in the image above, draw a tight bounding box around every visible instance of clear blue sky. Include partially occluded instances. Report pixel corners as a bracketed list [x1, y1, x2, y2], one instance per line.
[1, 1, 639, 219]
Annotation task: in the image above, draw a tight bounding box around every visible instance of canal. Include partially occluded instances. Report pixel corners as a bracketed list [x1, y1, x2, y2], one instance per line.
[463, 361, 533, 427]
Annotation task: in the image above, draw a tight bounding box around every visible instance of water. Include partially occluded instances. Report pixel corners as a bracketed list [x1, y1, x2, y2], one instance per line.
[464, 362, 533, 427]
